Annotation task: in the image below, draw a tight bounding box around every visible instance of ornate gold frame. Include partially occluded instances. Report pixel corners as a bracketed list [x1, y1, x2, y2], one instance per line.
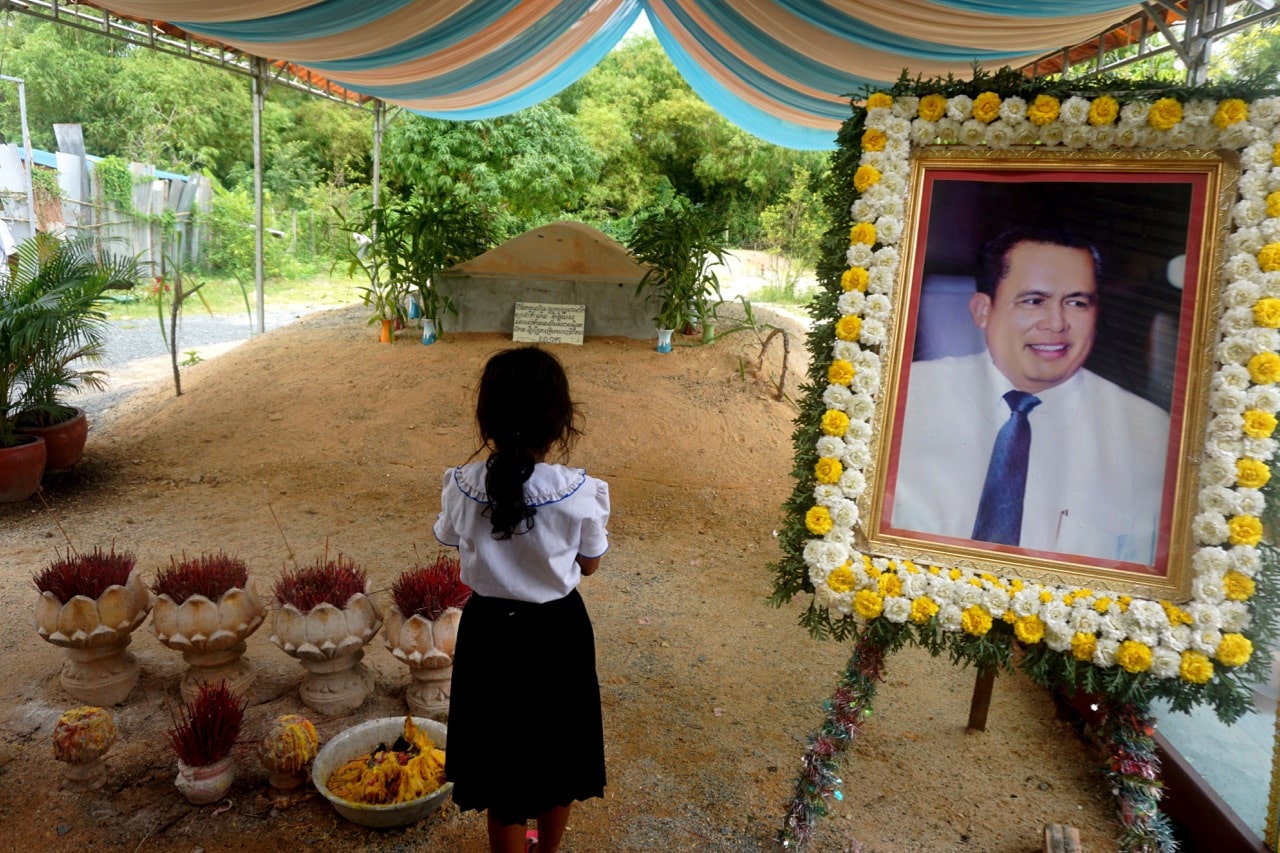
[861, 148, 1236, 602]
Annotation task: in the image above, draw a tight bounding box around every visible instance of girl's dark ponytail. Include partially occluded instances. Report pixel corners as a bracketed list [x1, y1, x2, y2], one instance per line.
[474, 346, 582, 540]
[484, 446, 537, 539]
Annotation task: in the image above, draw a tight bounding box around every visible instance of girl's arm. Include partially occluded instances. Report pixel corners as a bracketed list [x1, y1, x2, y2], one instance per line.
[576, 554, 602, 576]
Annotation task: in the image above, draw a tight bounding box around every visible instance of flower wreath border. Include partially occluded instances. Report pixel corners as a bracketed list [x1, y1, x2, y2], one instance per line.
[772, 69, 1280, 851]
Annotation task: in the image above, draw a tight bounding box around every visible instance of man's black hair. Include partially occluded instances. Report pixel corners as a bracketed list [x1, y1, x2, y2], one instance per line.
[975, 225, 1102, 297]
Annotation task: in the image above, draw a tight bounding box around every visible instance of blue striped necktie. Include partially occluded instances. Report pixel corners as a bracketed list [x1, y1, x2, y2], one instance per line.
[971, 390, 1041, 545]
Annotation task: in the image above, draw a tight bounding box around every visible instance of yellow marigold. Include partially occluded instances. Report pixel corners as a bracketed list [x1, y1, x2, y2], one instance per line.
[1009, 579, 1024, 593]
[1216, 633, 1253, 667]
[861, 127, 888, 152]
[805, 505, 833, 535]
[1116, 640, 1153, 673]
[865, 92, 893, 110]
[1168, 605, 1193, 626]
[1224, 570, 1256, 602]
[1248, 352, 1280, 385]
[949, 568, 963, 581]
[1268, 192, 1280, 220]
[1212, 98, 1248, 129]
[1062, 593, 1075, 607]
[1228, 515, 1263, 547]
[1118, 595, 1132, 612]
[909, 595, 939, 624]
[835, 315, 863, 342]
[1014, 614, 1045, 644]
[854, 588, 884, 620]
[1088, 95, 1119, 126]
[814, 456, 843, 485]
[1254, 297, 1280, 329]
[902, 560, 919, 574]
[853, 164, 882, 193]
[1071, 632, 1097, 661]
[972, 91, 1002, 123]
[1179, 650, 1214, 684]
[961, 605, 993, 637]
[1259, 243, 1280, 273]
[1148, 97, 1184, 131]
[1002, 609, 1017, 624]
[820, 409, 850, 437]
[841, 266, 869, 292]
[1243, 409, 1278, 438]
[918, 93, 946, 122]
[827, 359, 855, 386]
[827, 564, 856, 594]
[1236, 458, 1271, 490]
[849, 222, 876, 246]
[1038, 590, 1054, 604]
[878, 573, 903, 598]
[1027, 94, 1060, 126]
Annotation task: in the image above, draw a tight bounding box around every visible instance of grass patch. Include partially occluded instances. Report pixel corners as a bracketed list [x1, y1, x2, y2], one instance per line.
[101, 273, 363, 321]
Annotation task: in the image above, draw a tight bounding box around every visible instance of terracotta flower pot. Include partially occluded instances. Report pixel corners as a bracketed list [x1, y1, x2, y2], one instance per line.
[269, 592, 382, 716]
[18, 408, 89, 473]
[384, 604, 461, 720]
[176, 754, 235, 805]
[34, 568, 153, 705]
[0, 434, 46, 503]
[151, 580, 266, 704]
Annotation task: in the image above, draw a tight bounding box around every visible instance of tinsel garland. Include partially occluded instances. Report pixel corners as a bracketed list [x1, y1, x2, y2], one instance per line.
[1098, 702, 1179, 853]
[778, 632, 886, 848]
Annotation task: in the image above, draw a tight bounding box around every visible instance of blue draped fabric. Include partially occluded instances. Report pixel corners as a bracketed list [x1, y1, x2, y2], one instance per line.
[92, 0, 1148, 149]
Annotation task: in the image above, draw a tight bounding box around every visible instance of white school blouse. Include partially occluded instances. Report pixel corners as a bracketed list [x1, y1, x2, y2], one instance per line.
[433, 461, 611, 604]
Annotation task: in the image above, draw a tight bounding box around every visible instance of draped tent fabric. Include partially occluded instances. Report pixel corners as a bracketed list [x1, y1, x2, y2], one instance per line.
[87, 0, 1144, 150]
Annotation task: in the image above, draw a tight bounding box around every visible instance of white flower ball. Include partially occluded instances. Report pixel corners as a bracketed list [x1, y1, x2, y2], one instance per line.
[946, 95, 973, 121]
[911, 120, 940, 146]
[839, 467, 867, 498]
[1198, 484, 1240, 516]
[985, 120, 1015, 149]
[874, 216, 902, 245]
[1192, 511, 1231, 545]
[1246, 385, 1280, 413]
[883, 596, 911, 624]
[1151, 647, 1181, 679]
[1060, 96, 1091, 125]
[1093, 638, 1120, 668]
[938, 603, 963, 632]
[958, 120, 986, 147]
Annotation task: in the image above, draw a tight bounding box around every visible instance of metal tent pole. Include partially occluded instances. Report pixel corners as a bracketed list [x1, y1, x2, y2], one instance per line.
[252, 56, 267, 335]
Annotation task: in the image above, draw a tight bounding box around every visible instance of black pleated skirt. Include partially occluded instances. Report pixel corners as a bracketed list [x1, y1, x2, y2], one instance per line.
[445, 588, 606, 825]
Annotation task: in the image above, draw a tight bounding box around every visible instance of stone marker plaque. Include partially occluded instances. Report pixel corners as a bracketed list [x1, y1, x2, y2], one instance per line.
[512, 302, 585, 345]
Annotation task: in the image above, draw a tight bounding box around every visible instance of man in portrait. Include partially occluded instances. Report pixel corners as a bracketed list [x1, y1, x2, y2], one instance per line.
[890, 224, 1170, 564]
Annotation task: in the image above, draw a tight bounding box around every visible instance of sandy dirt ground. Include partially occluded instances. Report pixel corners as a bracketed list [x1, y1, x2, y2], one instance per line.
[0, 302, 1122, 851]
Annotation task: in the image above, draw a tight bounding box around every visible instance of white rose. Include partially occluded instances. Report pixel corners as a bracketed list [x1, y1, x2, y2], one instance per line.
[822, 383, 853, 411]
[846, 244, 872, 267]
[851, 367, 880, 395]
[868, 266, 895, 295]
[1187, 602, 1223, 629]
[1093, 638, 1120, 668]
[843, 441, 871, 468]
[875, 215, 902, 245]
[997, 96, 1026, 123]
[1060, 96, 1090, 125]
[1209, 383, 1248, 413]
[1246, 385, 1280, 413]
[1221, 123, 1260, 149]
[985, 120, 1015, 149]
[1242, 436, 1278, 460]
[1128, 599, 1168, 630]
[1198, 484, 1239, 516]
[1045, 622, 1074, 653]
[935, 118, 961, 143]
[1114, 126, 1143, 148]
[1192, 511, 1230, 545]
[1245, 326, 1280, 353]
[1129, 625, 1159, 648]
[1192, 546, 1233, 576]
[1166, 124, 1194, 148]
[847, 392, 876, 423]
[839, 467, 867, 498]
[830, 499, 860, 530]
[983, 587, 1010, 614]
[1198, 452, 1236, 488]
[1216, 363, 1253, 390]
[938, 603, 963, 631]
[1090, 126, 1117, 148]
[958, 119, 987, 147]
[1071, 609, 1100, 634]
[1234, 196, 1268, 229]
[1120, 101, 1151, 125]
[1162, 624, 1191, 652]
[838, 290, 866, 316]
[816, 436, 844, 457]
[1217, 334, 1256, 365]
[1219, 601, 1252, 633]
[1191, 574, 1227, 604]
[1225, 252, 1261, 281]
[882, 596, 911, 624]
[911, 120, 940, 146]
[1062, 126, 1091, 149]
[851, 198, 879, 222]
[859, 317, 887, 346]
[1183, 100, 1216, 127]
[1249, 98, 1280, 129]
[954, 583, 983, 609]
[1011, 588, 1041, 618]
[891, 96, 919, 119]
[1228, 226, 1265, 255]
[947, 95, 973, 121]
[832, 340, 861, 362]
[813, 484, 841, 503]
[1222, 279, 1262, 307]
[1191, 627, 1224, 655]
[845, 419, 872, 444]
[1151, 648, 1181, 679]
[1243, 139, 1277, 168]
[1236, 488, 1266, 516]
[803, 539, 849, 572]
[1230, 545, 1262, 576]
[1038, 122, 1065, 146]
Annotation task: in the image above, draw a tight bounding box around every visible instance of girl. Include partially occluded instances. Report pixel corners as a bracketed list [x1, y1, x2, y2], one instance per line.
[433, 346, 609, 853]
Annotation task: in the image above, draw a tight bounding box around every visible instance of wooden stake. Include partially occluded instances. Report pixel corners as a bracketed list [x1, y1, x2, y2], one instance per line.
[967, 666, 996, 731]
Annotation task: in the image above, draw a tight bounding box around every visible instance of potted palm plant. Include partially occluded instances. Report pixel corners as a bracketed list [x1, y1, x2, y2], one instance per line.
[627, 196, 730, 350]
[10, 233, 141, 473]
[337, 206, 410, 343]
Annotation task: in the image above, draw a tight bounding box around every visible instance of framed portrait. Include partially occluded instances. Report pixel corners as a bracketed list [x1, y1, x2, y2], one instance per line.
[863, 149, 1235, 601]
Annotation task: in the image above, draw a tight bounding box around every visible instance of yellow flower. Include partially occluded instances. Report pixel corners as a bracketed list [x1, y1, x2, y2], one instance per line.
[1088, 95, 1119, 126]
[849, 222, 876, 246]
[1216, 633, 1253, 667]
[820, 409, 851, 436]
[827, 359, 855, 386]
[1027, 94, 1060, 126]
[861, 128, 888, 152]
[841, 266, 869, 292]
[972, 91, 1002, 123]
[814, 456, 843, 485]
[1001, 609, 1016, 624]
[1268, 192, 1280, 220]
[865, 92, 893, 110]
[805, 505, 833, 535]
[1243, 409, 1278, 438]
[1071, 632, 1097, 661]
[1062, 593, 1075, 607]
[949, 568, 963, 581]
[961, 605, 992, 636]
[1148, 97, 1184, 131]
[1118, 595, 1132, 612]
[1236, 458, 1271, 490]
[918, 93, 946, 122]
[854, 588, 884, 620]
[827, 564, 856, 594]
[1038, 590, 1054, 604]
[853, 164, 881, 193]
[1254, 297, 1280, 329]
[1179, 650, 1214, 684]
[909, 595, 939, 624]
[1247, 352, 1280, 385]
[1223, 570, 1256, 602]
[835, 315, 863, 341]
[1259, 243, 1280, 273]
[1014, 614, 1045, 644]
[1116, 640, 1153, 673]
[1228, 515, 1263, 547]
[878, 572, 902, 598]
[1212, 98, 1248, 128]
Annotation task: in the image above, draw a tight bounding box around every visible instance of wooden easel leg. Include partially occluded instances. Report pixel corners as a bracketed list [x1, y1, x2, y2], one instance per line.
[967, 666, 996, 732]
